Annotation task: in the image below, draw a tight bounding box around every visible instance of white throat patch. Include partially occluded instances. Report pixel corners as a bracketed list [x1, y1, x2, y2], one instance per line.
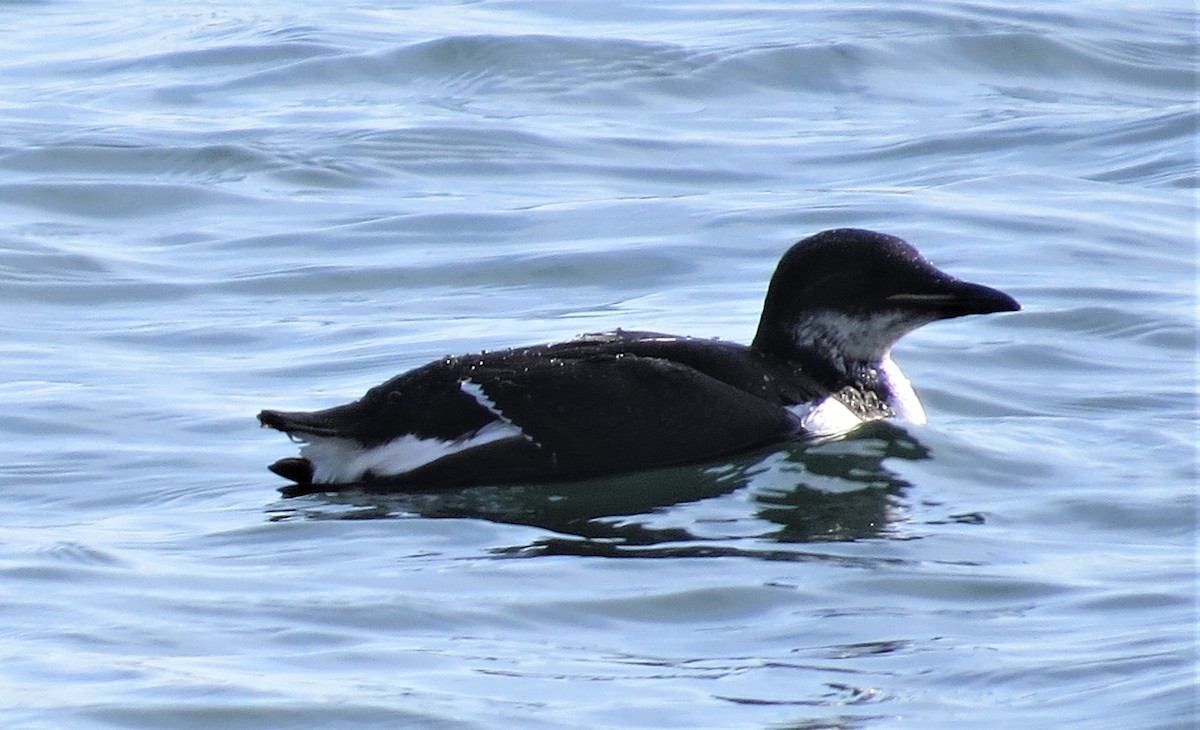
[792, 310, 930, 371]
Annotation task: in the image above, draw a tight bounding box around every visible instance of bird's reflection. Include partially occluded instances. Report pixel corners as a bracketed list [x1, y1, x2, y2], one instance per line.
[266, 422, 930, 554]
[752, 422, 929, 543]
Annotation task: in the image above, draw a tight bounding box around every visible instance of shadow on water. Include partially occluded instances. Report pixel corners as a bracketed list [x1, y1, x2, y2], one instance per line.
[264, 422, 931, 557]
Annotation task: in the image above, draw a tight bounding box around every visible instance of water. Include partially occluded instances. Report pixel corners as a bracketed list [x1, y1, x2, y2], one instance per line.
[1, 1, 1195, 728]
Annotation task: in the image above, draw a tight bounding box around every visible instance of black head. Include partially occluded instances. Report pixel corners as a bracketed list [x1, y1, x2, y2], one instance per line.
[751, 228, 1020, 377]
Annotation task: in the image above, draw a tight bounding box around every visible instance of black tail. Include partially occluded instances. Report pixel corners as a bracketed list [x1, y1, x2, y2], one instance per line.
[268, 457, 314, 484]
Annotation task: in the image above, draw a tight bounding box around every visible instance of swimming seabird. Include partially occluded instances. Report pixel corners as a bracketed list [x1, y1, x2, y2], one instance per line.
[258, 228, 1020, 495]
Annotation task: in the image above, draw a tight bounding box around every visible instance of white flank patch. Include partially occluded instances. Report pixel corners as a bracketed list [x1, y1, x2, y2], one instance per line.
[295, 379, 538, 484]
[458, 379, 509, 422]
[298, 420, 522, 484]
[459, 378, 541, 445]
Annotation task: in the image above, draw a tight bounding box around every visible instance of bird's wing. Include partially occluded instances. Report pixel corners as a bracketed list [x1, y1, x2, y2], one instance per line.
[467, 353, 801, 477]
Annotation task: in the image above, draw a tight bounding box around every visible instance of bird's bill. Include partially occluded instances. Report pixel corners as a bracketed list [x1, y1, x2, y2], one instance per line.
[886, 279, 1021, 318]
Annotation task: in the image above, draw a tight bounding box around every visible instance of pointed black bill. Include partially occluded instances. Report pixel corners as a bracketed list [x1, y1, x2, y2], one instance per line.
[887, 278, 1020, 319]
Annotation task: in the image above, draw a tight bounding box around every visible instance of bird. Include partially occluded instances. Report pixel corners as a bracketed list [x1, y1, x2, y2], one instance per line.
[258, 228, 1019, 496]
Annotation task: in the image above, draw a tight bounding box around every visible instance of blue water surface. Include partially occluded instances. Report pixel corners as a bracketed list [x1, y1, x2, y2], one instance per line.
[1, 1, 1196, 728]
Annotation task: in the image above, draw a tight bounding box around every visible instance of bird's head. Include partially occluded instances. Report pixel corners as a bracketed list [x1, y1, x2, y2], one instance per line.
[752, 228, 1020, 384]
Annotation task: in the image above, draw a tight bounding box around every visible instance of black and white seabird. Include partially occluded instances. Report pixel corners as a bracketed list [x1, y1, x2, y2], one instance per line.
[258, 228, 1019, 495]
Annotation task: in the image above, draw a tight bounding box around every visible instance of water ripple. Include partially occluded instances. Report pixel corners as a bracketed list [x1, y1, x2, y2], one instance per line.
[0, 3, 1193, 729]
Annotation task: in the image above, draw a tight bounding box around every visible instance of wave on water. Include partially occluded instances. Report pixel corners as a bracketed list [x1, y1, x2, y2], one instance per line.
[0, 3, 1194, 729]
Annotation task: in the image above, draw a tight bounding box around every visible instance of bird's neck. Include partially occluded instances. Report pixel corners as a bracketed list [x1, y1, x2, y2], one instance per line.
[790, 349, 925, 423]
[772, 312, 896, 385]
[754, 312, 925, 422]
